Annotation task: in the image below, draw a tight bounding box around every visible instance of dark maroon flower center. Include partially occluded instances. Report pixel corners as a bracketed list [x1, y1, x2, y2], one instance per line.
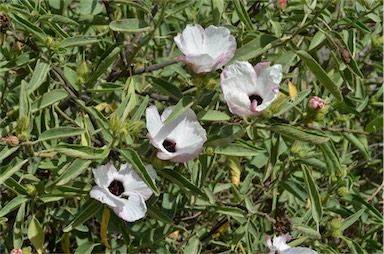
[108, 180, 124, 196]
[163, 139, 176, 153]
[249, 94, 263, 105]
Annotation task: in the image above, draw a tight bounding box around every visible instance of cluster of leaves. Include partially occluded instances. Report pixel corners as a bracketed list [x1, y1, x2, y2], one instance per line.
[0, 0, 382, 253]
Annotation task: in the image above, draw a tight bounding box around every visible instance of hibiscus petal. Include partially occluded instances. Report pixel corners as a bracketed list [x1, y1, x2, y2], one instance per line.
[204, 25, 236, 61]
[92, 163, 115, 188]
[146, 106, 163, 137]
[90, 186, 117, 208]
[174, 24, 205, 55]
[111, 194, 148, 222]
[281, 247, 318, 254]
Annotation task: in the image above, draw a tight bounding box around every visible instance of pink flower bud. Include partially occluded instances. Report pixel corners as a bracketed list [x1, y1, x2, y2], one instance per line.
[309, 96, 326, 110]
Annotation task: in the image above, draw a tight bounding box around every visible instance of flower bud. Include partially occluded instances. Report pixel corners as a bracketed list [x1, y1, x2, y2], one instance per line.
[337, 186, 348, 196]
[329, 217, 343, 238]
[10, 248, 23, 254]
[205, 147, 214, 156]
[206, 78, 218, 91]
[26, 184, 37, 197]
[336, 165, 348, 178]
[2, 135, 19, 146]
[17, 116, 29, 133]
[261, 109, 273, 119]
[77, 61, 89, 81]
[308, 96, 326, 110]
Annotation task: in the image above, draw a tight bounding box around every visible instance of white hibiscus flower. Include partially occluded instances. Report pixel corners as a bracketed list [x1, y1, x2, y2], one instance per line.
[90, 163, 156, 222]
[174, 24, 237, 73]
[146, 105, 207, 162]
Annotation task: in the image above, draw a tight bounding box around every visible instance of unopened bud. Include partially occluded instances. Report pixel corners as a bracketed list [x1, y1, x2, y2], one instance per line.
[262, 109, 273, 119]
[206, 78, 217, 91]
[329, 217, 343, 238]
[273, 0, 287, 9]
[2, 135, 19, 146]
[205, 147, 214, 156]
[309, 96, 326, 110]
[0, 12, 10, 33]
[26, 184, 37, 197]
[10, 248, 23, 254]
[337, 186, 348, 196]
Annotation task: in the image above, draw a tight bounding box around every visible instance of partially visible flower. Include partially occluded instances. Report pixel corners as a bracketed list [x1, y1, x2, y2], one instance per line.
[308, 96, 326, 110]
[270, 0, 287, 9]
[266, 234, 318, 254]
[146, 106, 207, 162]
[220, 61, 282, 117]
[174, 24, 236, 73]
[90, 163, 156, 222]
[10, 248, 23, 254]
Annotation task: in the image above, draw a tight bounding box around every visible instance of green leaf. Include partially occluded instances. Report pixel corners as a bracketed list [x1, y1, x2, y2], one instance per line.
[74, 242, 100, 254]
[297, 50, 343, 101]
[211, 0, 224, 26]
[147, 206, 174, 225]
[211, 206, 245, 218]
[309, 30, 326, 51]
[19, 80, 30, 118]
[0, 196, 28, 218]
[271, 124, 329, 144]
[48, 144, 110, 160]
[11, 14, 46, 42]
[27, 60, 50, 94]
[120, 148, 159, 196]
[13, 202, 26, 248]
[0, 159, 28, 185]
[60, 36, 101, 48]
[37, 127, 85, 142]
[39, 14, 79, 26]
[38, 127, 86, 142]
[148, 76, 183, 100]
[319, 141, 341, 176]
[31, 89, 68, 113]
[342, 133, 370, 160]
[63, 199, 102, 232]
[159, 169, 207, 199]
[342, 194, 382, 222]
[214, 144, 264, 156]
[28, 216, 44, 254]
[293, 224, 322, 239]
[163, 97, 194, 125]
[302, 165, 323, 227]
[90, 46, 121, 82]
[109, 19, 152, 33]
[185, 235, 201, 254]
[339, 209, 365, 232]
[0, 146, 19, 163]
[280, 180, 307, 202]
[197, 110, 230, 122]
[55, 159, 92, 186]
[231, 35, 281, 62]
[365, 115, 383, 133]
[232, 0, 253, 30]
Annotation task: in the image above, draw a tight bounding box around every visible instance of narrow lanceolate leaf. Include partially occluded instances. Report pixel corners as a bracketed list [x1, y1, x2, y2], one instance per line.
[197, 110, 231, 122]
[159, 169, 207, 199]
[0, 159, 28, 185]
[63, 199, 102, 232]
[232, 0, 253, 30]
[297, 50, 343, 101]
[271, 124, 329, 144]
[28, 216, 44, 254]
[31, 89, 68, 112]
[55, 159, 92, 186]
[13, 202, 26, 248]
[319, 141, 341, 176]
[302, 165, 323, 226]
[90, 46, 121, 82]
[50, 144, 110, 160]
[27, 60, 50, 94]
[163, 96, 194, 125]
[185, 235, 202, 254]
[148, 76, 183, 100]
[214, 144, 264, 156]
[211, 206, 245, 218]
[60, 36, 101, 48]
[0, 196, 28, 218]
[211, 0, 224, 25]
[339, 209, 365, 232]
[109, 19, 152, 33]
[38, 127, 86, 142]
[120, 148, 159, 196]
[0, 146, 19, 163]
[342, 133, 370, 160]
